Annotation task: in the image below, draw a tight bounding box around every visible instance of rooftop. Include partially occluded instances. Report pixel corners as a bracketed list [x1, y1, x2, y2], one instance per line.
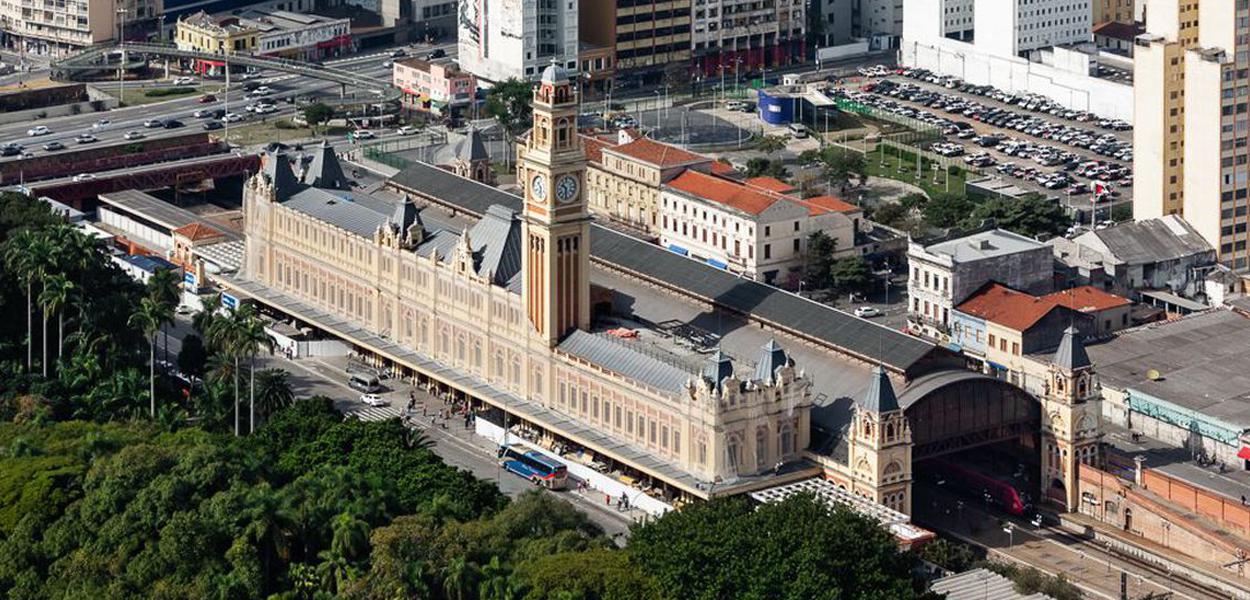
[955, 283, 1068, 332]
[800, 195, 860, 216]
[1085, 309, 1250, 429]
[743, 176, 796, 194]
[666, 169, 783, 216]
[1074, 215, 1212, 266]
[918, 228, 1047, 263]
[603, 137, 710, 169]
[1045, 285, 1132, 312]
[750, 478, 934, 546]
[99, 190, 240, 241]
[1092, 20, 1144, 42]
[931, 568, 1053, 600]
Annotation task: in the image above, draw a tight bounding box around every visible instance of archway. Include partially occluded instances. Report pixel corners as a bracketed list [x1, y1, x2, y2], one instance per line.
[899, 371, 1042, 525]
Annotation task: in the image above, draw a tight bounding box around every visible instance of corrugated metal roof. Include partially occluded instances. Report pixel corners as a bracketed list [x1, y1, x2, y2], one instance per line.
[558, 330, 693, 394]
[468, 205, 522, 285]
[1085, 215, 1212, 266]
[930, 568, 1053, 600]
[284, 187, 391, 238]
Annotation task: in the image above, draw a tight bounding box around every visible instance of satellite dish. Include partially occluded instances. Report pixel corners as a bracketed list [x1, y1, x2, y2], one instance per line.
[1146, 369, 1161, 381]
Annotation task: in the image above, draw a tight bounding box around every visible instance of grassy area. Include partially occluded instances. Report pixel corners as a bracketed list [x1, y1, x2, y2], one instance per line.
[864, 145, 971, 198]
[0, 76, 62, 93]
[221, 118, 316, 146]
[114, 85, 223, 107]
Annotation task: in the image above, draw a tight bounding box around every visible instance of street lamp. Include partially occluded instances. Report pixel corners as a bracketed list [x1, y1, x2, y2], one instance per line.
[1002, 523, 1014, 548]
[116, 7, 128, 102]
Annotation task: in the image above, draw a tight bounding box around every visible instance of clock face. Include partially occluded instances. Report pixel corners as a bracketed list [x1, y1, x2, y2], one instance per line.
[556, 175, 578, 204]
[530, 174, 547, 201]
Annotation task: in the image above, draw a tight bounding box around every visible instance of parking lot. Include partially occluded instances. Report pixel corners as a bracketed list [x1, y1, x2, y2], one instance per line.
[835, 67, 1133, 222]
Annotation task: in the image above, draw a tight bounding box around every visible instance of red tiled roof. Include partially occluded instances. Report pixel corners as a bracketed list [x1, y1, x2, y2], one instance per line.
[605, 137, 709, 168]
[171, 222, 225, 242]
[667, 169, 781, 216]
[1092, 20, 1143, 41]
[744, 176, 796, 194]
[1043, 285, 1132, 312]
[956, 283, 1066, 332]
[801, 195, 860, 216]
[710, 160, 737, 175]
[581, 134, 614, 165]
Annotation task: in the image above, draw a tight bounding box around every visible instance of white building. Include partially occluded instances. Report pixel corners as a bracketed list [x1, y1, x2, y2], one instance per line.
[906, 228, 1053, 343]
[658, 170, 862, 286]
[0, 0, 158, 56]
[974, 0, 1092, 58]
[237, 10, 351, 60]
[457, 0, 578, 82]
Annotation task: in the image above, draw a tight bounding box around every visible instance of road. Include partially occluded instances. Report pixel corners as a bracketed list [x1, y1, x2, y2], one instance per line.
[915, 481, 1226, 600]
[159, 314, 641, 542]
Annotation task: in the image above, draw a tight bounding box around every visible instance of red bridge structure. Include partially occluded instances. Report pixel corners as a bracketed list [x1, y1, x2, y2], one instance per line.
[25, 153, 260, 209]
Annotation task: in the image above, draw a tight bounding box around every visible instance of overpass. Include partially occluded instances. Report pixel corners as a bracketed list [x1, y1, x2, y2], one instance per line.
[16, 153, 260, 207]
[50, 42, 401, 104]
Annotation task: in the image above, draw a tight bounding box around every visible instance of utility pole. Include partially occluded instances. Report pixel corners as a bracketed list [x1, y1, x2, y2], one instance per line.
[117, 7, 128, 103]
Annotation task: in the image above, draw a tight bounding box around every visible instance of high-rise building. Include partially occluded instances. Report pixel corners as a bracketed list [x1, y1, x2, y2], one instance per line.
[0, 0, 159, 56]
[579, 0, 691, 78]
[457, 0, 579, 82]
[1092, 0, 1143, 24]
[1182, 1, 1250, 270]
[1132, 0, 1199, 220]
[974, 0, 1092, 58]
[690, 0, 807, 77]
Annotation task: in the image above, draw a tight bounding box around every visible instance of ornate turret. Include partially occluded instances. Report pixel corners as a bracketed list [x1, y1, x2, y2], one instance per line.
[703, 350, 735, 392]
[754, 338, 791, 384]
[302, 140, 349, 190]
[858, 365, 901, 414]
[258, 150, 300, 201]
[1053, 325, 1091, 371]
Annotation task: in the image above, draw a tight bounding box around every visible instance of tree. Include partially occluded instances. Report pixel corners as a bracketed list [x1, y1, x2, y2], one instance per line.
[745, 158, 789, 179]
[228, 304, 272, 434]
[870, 202, 910, 229]
[823, 150, 867, 192]
[484, 78, 533, 137]
[178, 334, 209, 381]
[803, 231, 839, 289]
[4, 229, 51, 372]
[146, 267, 180, 365]
[828, 256, 872, 296]
[128, 296, 170, 418]
[303, 103, 335, 133]
[441, 555, 480, 600]
[756, 134, 788, 154]
[962, 195, 1072, 239]
[255, 368, 295, 421]
[38, 273, 73, 372]
[922, 192, 977, 229]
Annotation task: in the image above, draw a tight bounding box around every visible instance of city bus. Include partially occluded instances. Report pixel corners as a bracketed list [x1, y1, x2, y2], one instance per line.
[499, 445, 570, 490]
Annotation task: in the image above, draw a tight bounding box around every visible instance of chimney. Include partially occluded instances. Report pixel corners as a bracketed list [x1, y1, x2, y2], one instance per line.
[975, 239, 994, 251]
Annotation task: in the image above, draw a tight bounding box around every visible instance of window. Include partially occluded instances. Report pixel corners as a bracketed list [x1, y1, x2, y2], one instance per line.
[988, 333, 996, 348]
[756, 427, 768, 468]
[763, 244, 771, 259]
[780, 423, 794, 457]
[1011, 342, 1020, 355]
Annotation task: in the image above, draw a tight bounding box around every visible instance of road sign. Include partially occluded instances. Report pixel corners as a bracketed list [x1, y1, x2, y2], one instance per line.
[222, 292, 238, 309]
[183, 271, 197, 289]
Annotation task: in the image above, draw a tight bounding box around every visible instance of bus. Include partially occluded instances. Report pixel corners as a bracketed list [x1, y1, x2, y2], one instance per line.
[499, 445, 570, 490]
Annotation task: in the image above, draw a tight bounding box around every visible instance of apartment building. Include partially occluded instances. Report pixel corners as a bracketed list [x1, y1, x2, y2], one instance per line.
[974, 0, 1092, 57]
[458, 0, 579, 82]
[393, 57, 477, 117]
[0, 0, 158, 56]
[1182, 1, 1250, 271]
[579, 0, 691, 77]
[659, 170, 862, 285]
[853, 0, 903, 40]
[1133, 0, 1199, 220]
[691, 0, 806, 77]
[1092, 0, 1142, 24]
[906, 228, 1053, 343]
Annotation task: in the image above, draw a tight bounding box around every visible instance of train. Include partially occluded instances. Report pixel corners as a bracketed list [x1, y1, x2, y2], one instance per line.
[924, 458, 1029, 516]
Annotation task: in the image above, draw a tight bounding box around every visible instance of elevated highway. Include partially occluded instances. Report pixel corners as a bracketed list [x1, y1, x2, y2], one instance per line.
[12, 153, 260, 207]
[51, 42, 400, 104]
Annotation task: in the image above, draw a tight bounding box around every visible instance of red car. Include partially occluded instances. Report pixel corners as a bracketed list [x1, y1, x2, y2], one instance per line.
[198, 94, 217, 104]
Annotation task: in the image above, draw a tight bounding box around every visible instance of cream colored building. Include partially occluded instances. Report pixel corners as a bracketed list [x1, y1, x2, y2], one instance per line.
[242, 65, 814, 499]
[1133, 0, 1199, 220]
[582, 130, 713, 234]
[1182, 1, 1250, 271]
[0, 0, 158, 56]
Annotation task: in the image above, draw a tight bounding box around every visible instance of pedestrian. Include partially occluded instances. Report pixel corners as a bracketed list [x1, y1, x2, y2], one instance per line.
[606, 493, 612, 506]
[620, 493, 628, 511]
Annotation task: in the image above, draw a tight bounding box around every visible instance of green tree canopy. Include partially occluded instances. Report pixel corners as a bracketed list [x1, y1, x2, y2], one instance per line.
[485, 78, 533, 136]
[962, 195, 1072, 239]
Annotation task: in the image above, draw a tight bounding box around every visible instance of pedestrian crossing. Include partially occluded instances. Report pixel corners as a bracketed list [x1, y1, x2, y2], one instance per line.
[343, 404, 403, 422]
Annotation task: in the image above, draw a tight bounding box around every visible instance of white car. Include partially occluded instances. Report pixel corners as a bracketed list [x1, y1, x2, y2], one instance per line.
[853, 306, 882, 318]
[192, 109, 213, 119]
[175, 304, 194, 315]
[397, 125, 418, 136]
[27, 126, 49, 137]
[252, 86, 272, 96]
[75, 133, 97, 144]
[360, 393, 388, 407]
[222, 113, 244, 123]
[354, 129, 375, 139]
[254, 103, 277, 114]
[143, 119, 164, 128]
[92, 119, 111, 130]
[173, 76, 195, 86]
[72, 173, 96, 182]
[123, 130, 145, 140]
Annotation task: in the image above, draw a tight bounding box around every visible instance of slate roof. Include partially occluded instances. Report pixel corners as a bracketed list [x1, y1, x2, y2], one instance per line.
[702, 350, 735, 390]
[260, 151, 301, 200]
[1081, 215, 1213, 266]
[858, 365, 900, 413]
[389, 161, 939, 372]
[284, 187, 393, 238]
[456, 127, 489, 163]
[301, 141, 349, 190]
[754, 339, 789, 383]
[558, 330, 693, 394]
[467, 205, 522, 286]
[1052, 325, 1091, 371]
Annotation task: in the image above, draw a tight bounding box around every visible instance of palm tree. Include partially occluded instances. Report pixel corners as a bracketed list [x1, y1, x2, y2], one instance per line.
[479, 556, 513, 600]
[254, 368, 295, 422]
[39, 273, 73, 366]
[129, 296, 171, 418]
[146, 267, 180, 365]
[5, 230, 41, 372]
[193, 293, 223, 342]
[231, 305, 271, 434]
[441, 556, 480, 600]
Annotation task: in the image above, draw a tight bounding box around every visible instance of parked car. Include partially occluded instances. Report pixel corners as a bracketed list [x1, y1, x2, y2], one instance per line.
[854, 306, 882, 318]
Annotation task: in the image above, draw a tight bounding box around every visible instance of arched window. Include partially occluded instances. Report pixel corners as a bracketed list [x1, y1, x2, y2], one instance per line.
[511, 356, 521, 386]
[472, 339, 482, 368]
[494, 349, 504, 379]
[439, 326, 449, 355]
[779, 422, 795, 457]
[726, 434, 742, 473]
[756, 427, 768, 468]
[885, 422, 895, 441]
[456, 333, 466, 363]
[696, 437, 707, 465]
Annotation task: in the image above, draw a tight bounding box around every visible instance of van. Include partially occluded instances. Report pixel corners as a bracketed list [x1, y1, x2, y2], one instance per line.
[349, 373, 381, 393]
[788, 123, 807, 138]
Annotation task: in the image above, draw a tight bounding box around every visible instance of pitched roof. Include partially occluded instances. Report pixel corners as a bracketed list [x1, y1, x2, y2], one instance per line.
[301, 141, 349, 190]
[858, 365, 900, 413]
[955, 283, 1067, 332]
[666, 169, 782, 216]
[744, 176, 796, 194]
[454, 127, 490, 163]
[1053, 324, 1091, 370]
[261, 151, 301, 201]
[702, 350, 735, 391]
[1043, 285, 1132, 312]
[558, 330, 693, 394]
[801, 195, 860, 216]
[1092, 20, 1143, 41]
[580, 134, 614, 165]
[754, 338, 790, 383]
[1081, 215, 1212, 266]
[710, 160, 737, 176]
[171, 222, 226, 242]
[604, 137, 709, 168]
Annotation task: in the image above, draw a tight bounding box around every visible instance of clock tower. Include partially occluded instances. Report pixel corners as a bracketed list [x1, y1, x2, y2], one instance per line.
[520, 62, 589, 347]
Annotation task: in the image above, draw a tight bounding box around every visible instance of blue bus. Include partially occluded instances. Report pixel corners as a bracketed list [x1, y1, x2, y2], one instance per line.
[499, 445, 569, 490]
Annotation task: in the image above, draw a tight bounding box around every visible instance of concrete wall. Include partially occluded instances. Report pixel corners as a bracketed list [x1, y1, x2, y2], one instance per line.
[900, 37, 1134, 122]
[0, 85, 117, 126]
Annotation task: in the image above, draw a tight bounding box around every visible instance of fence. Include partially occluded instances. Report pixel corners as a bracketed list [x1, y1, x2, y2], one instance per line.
[362, 130, 451, 171]
[834, 97, 941, 144]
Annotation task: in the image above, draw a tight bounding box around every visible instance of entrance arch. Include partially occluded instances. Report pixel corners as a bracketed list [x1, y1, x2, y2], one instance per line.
[898, 371, 1040, 462]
